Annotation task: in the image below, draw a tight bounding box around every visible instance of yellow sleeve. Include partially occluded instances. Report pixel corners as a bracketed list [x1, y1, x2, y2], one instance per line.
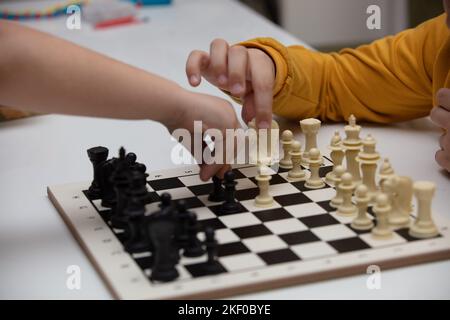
[239, 14, 448, 123]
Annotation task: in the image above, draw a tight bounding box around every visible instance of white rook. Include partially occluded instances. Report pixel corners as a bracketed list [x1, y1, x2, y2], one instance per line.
[300, 118, 321, 167]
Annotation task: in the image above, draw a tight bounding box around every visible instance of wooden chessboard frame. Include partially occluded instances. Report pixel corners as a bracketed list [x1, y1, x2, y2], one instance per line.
[47, 164, 450, 300]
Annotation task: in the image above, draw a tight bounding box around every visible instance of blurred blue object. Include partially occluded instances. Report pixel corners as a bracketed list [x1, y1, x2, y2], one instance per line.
[129, 0, 172, 5]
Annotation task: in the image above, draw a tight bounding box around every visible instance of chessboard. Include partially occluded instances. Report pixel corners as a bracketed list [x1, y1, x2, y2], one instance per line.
[48, 159, 450, 299]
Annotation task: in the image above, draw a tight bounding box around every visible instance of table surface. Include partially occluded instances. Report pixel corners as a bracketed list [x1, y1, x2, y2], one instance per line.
[0, 0, 449, 300]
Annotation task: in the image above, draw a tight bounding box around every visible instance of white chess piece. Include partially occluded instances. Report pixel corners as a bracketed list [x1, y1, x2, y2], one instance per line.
[409, 181, 439, 239]
[255, 165, 274, 207]
[325, 131, 344, 185]
[371, 193, 393, 239]
[279, 130, 294, 169]
[336, 172, 357, 216]
[305, 148, 325, 189]
[287, 141, 306, 181]
[343, 114, 362, 183]
[356, 134, 380, 199]
[351, 184, 374, 231]
[299, 118, 321, 167]
[330, 165, 346, 209]
[378, 158, 395, 184]
[382, 176, 410, 228]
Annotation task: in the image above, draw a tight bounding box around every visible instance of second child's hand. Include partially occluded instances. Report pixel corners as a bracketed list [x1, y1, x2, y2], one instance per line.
[186, 39, 276, 130]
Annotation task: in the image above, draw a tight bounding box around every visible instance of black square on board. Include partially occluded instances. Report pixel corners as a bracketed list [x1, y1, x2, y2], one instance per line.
[279, 230, 320, 245]
[235, 188, 260, 201]
[299, 214, 340, 228]
[328, 237, 371, 253]
[317, 200, 337, 213]
[274, 193, 311, 206]
[209, 202, 248, 216]
[231, 168, 247, 180]
[218, 242, 250, 257]
[198, 218, 227, 230]
[250, 174, 288, 186]
[179, 197, 204, 209]
[185, 262, 227, 278]
[232, 224, 272, 239]
[258, 248, 300, 265]
[187, 183, 213, 196]
[319, 166, 334, 177]
[253, 208, 293, 222]
[148, 178, 184, 191]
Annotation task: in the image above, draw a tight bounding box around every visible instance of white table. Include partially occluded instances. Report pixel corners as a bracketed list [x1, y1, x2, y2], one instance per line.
[0, 0, 449, 299]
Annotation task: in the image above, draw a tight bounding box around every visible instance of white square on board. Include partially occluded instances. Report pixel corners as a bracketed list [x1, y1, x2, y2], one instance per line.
[194, 207, 216, 221]
[291, 241, 338, 259]
[215, 229, 240, 244]
[285, 202, 327, 218]
[235, 178, 257, 190]
[359, 233, 407, 248]
[156, 187, 194, 200]
[268, 183, 300, 196]
[264, 218, 308, 234]
[303, 188, 336, 202]
[219, 212, 261, 229]
[240, 199, 282, 212]
[219, 253, 266, 272]
[311, 224, 357, 241]
[178, 175, 211, 186]
[242, 235, 287, 253]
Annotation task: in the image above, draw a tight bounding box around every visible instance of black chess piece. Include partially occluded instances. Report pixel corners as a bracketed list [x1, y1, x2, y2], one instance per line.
[126, 152, 148, 176]
[87, 146, 109, 199]
[221, 170, 240, 214]
[175, 200, 190, 250]
[208, 175, 225, 202]
[126, 171, 153, 206]
[183, 212, 204, 257]
[98, 157, 119, 208]
[148, 217, 179, 282]
[110, 148, 132, 229]
[159, 192, 173, 212]
[123, 197, 149, 254]
[203, 226, 223, 274]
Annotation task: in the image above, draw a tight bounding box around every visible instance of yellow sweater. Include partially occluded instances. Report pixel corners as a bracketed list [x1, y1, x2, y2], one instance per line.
[240, 14, 450, 123]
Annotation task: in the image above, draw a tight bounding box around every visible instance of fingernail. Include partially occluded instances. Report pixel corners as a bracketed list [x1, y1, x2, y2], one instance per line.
[190, 75, 199, 84]
[218, 75, 228, 85]
[231, 83, 243, 95]
[258, 121, 270, 129]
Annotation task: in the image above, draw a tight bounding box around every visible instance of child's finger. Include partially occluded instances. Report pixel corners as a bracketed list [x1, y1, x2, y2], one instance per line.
[435, 150, 450, 172]
[439, 133, 450, 151]
[186, 50, 209, 86]
[227, 45, 248, 97]
[436, 88, 450, 111]
[210, 39, 229, 86]
[248, 53, 274, 129]
[430, 106, 450, 129]
[241, 94, 256, 124]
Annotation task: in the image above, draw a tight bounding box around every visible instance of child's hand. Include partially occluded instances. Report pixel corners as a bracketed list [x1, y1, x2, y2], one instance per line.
[186, 39, 275, 129]
[430, 88, 450, 172]
[164, 89, 241, 181]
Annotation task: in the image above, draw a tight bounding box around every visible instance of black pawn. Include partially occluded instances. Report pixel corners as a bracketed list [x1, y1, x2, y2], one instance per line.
[159, 193, 173, 211]
[203, 227, 223, 274]
[123, 197, 149, 254]
[87, 146, 109, 199]
[183, 212, 204, 257]
[110, 148, 131, 229]
[208, 176, 225, 202]
[221, 170, 240, 214]
[148, 218, 179, 282]
[175, 200, 190, 249]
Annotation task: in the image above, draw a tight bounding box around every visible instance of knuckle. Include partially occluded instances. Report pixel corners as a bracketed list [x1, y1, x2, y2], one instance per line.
[436, 88, 450, 104]
[229, 45, 247, 55]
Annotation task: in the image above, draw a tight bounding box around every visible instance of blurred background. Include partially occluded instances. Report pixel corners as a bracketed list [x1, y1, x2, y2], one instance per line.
[241, 0, 444, 51]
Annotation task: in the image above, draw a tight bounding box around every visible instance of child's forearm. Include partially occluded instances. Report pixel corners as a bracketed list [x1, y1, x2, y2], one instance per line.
[0, 20, 185, 127]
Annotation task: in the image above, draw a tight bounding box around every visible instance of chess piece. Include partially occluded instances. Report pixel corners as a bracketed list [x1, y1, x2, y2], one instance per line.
[203, 227, 223, 274]
[126, 170, 153, 206]
[378, 158, 395, 183]
[123, 197, 150, 254]
[87, 146, 109, 199]
[255, 165, 274, 207]
[336, 172, 357, 216]
[221, 170, 240, 214]
[305, 148, 325, 189]
[382, 176, 410, 228]
[396, 176, 414, 220]
[183, 212, 205, 257]
[330, 165, 346, 208]
[356, 134, 380, 199]
[247, 118, 280, 164]
[287, 140, 306, 181]
[148, 218, 179, 282]
[343, 115, 362, 183]
[351, 184, 374, 230]
[325, 131, 344, 185]
[110, 148, 132, 229]
[299, 118, 321, 166]
[175, 200, 191, 250]
[98, 157, 119, 208]
[371, 193, 393, 239]
[279, 130, 294, 169]
[409, 181, 439, 239]
[208, 175, 225, 202]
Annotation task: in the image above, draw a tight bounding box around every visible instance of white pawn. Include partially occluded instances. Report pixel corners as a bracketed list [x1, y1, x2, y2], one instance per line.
[409, 181, 439, 239]
[287, 141, 306, 181]
[336, 172, 357, 216]
[325, 131, 344, 185]
[255, 165, 274, 207]
[305, 148, 325, 189]
[371, 193, 393, 239]
[279, 130, 294, 169]
[351, 184, 374, 231]
[330, 165, 346, 209]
